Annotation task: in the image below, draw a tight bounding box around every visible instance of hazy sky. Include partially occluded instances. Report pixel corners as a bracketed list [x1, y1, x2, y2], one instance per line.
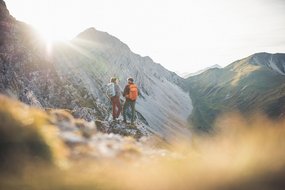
[5, 0, 285, 74]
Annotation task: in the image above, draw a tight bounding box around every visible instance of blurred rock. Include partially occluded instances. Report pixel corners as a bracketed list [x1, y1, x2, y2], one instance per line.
[0, 95, 69, 172]
[95, 120, 110, 133]
[72, 107, 97, 122]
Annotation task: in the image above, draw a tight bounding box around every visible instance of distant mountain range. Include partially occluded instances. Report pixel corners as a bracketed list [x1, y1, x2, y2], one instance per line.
[186, 52, 285, 131]
[179, 64, 222, 78]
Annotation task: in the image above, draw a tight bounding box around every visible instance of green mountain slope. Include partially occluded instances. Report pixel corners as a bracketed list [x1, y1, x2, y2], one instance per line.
[186, 53, 285, 131]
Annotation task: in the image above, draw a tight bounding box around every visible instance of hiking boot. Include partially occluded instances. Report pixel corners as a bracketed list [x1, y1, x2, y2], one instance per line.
[130, 122, 136, 128]
[112, 118, 119, 124]
[116, 118, 122, 123]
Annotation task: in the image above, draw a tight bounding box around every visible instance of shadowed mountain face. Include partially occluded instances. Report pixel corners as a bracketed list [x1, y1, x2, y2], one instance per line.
[0, 1, 192, 139]
[186, 53, 285, 131]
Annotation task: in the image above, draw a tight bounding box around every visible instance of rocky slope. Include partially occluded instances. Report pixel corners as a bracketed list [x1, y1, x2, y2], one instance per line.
[52, 28, 192, 138]
[0, 0, 192, 139]
[186, 53, 285, 131]
[0, 1, 114, 123]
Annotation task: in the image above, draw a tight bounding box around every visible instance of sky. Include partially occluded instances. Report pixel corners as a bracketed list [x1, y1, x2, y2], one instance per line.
[5, 0, 285, 74]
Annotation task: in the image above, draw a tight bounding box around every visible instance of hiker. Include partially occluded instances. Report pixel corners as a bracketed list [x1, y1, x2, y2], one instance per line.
[123, 77, 139, 125]
[106, 77, 122, 121]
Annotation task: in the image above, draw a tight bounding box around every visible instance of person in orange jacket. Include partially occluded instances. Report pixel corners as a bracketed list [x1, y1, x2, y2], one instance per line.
[122, 77, 139, 125]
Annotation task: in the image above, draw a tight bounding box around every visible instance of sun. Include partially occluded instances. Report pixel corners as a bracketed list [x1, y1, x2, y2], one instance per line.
[35, 25, 73, 55]
[38, 27, 68, 45]
[34, 25, 71, 55]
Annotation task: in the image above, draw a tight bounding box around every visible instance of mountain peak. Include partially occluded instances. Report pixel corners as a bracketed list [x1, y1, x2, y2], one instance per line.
[74, 27, 130, 51]
[250, 52, 285, 60]
[78, 27, 99, 35]
[249, 52, 285, 75]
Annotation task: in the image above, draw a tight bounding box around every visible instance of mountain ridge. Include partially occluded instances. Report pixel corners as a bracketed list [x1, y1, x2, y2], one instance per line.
[186, 52, 285, 131]
[182, 64, 222, 78]
[74, 27, 131, 52]
[0, 1, 192, 140]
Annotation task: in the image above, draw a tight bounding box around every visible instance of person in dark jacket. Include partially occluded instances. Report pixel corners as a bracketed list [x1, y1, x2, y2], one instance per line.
[123, 77, 139, 125]
[110, 77, 122, 121]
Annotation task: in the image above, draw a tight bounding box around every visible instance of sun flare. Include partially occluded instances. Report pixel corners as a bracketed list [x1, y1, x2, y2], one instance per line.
[38, 27, 68, 45]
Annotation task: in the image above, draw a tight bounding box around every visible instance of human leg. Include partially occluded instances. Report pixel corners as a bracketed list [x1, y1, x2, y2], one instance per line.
[115, 96, 122, 118]
[130, 101, 136, 124]
[123, 99, 130, 122]
[111, 97, 116, 120]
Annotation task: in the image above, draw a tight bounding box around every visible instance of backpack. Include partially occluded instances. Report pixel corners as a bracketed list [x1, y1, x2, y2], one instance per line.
[128, 84, 138, 101]
[106, 83, 116, 98]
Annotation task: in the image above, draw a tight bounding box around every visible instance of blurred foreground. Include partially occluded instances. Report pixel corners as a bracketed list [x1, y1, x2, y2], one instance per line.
[1, 95, 285, 190]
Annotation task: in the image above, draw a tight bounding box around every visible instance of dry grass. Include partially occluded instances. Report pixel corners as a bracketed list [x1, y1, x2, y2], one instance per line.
[0, 95, 69, 172]
[1, 95, 285, 190]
